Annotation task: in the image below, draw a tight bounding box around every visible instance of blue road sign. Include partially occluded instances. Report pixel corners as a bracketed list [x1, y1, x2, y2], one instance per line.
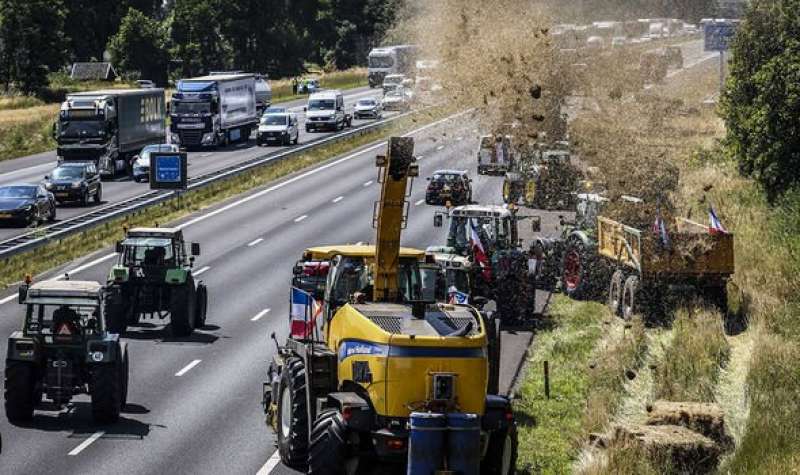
[704, 21, 738, 51]
[154, 154, 181, 182]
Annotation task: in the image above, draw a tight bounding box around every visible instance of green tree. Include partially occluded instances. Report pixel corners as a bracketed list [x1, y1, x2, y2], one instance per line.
[721, 0, 800, 201]
[107, 7, 169, 85]
[0, 0, 67, 93]
[320, 0, 400, 69]
[170, 0, 230, 77]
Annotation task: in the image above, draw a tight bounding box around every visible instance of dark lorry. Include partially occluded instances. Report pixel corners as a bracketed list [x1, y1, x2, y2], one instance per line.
[55, 89, 166, 178]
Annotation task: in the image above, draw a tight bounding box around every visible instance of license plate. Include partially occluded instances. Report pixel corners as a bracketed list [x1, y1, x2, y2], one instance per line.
[56, 192, 69, 198]
[177, 123, 204, 129]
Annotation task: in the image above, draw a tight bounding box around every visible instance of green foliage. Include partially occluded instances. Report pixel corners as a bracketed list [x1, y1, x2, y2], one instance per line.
[721, 0, 800, 202]
[107, 8, 170, 85]
[0, 0, 67, 93]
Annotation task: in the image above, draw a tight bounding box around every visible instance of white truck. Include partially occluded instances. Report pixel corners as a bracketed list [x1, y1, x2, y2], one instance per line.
[367, 45, 418, 88]
[304, 90, 352, 132]
[170, 73, 259, 148]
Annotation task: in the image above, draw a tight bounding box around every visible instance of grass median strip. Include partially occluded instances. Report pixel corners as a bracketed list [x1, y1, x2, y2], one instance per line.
[0, 107, 447, 288]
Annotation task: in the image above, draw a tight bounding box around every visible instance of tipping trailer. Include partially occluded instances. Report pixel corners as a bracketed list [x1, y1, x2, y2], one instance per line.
[598, 216, 734, 319]
[55, 89, 166, 177]
[170, 73, 258, 148]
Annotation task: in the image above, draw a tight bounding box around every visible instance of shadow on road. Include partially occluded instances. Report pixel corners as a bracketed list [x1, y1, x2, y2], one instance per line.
[122, 324, 221, 345]
[12, 402, 159, 440]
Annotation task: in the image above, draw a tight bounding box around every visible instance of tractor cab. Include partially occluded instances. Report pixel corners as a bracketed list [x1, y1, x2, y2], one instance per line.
[436, 205, 521, 255]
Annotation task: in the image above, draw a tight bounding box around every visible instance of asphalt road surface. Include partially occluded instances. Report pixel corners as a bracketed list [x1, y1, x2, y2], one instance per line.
[0, 86, 391, 242]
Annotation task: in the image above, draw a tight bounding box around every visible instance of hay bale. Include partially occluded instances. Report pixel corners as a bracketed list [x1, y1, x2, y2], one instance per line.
[612, 424, 721, 473]
[647, 400, 734, 450]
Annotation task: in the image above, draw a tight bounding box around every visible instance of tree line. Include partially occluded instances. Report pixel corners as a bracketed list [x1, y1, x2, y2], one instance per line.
[0, 0, 400, 93]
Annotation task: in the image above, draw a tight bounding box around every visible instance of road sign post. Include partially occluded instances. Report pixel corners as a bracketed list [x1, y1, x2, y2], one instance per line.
[703, 19, 739, 95]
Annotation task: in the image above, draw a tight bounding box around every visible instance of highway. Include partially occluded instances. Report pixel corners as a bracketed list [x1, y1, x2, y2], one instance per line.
[0, 86, 389, 242]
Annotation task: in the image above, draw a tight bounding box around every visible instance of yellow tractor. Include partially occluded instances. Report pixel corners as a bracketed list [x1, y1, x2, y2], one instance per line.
[262, 138, 517, 474]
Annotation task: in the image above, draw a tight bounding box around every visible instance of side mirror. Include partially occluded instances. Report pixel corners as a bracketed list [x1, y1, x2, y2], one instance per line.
[191, 242, 201, 256]
[434, 214, 443, 228]
[293, 264, 303, 276]
[115, 241, 124, 253]
[18, 285, 28, 304]
[531, 217, 542, 233]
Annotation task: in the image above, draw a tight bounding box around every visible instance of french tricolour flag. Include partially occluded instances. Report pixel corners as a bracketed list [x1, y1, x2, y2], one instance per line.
[709, 206, 728, 235]
[448, 286, 470, 305]
[290, 287, 320, 340]
[469, 219, 492, 281]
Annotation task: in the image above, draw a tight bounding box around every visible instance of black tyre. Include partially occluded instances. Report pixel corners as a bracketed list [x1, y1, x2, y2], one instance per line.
[170, 282, 196, 337]
[607, 270, 624, 317]
[120, 346, 129, 408]
[94, 185, 102, 204]
[622, 275, 639, 320]
[293, 134, 299, 145]
[91, 359, 123, 424]
[481, 424, 518, 475]
[4, 361, 37, 424]
[277, 357, 310, 470]
[104, 288, 128, 334]
[80, 190, 89, 206]
[308, 410, 349, 475]
[195, 283, 208, 328]
[47, 202, 56, 221]
[483, 312, 502, 395]
[561, 238, 591, 300]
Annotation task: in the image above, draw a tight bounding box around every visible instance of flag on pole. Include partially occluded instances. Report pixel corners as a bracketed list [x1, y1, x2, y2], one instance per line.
[652, 207, 671, 249]
[708, 206, 728, 234]
[468, 219, 492, 281]
[290, 287, 318, 340]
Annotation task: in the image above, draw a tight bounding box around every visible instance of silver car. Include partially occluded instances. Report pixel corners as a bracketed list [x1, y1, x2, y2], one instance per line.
[353, 98, 383, 120]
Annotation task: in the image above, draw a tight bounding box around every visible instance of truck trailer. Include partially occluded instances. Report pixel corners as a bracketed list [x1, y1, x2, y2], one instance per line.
[55, 89, 166, 177]
[170, 73, 258, 148]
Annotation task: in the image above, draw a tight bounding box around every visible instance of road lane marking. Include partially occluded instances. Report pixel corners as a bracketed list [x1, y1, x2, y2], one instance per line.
[193, 266, 210, 276]
[294, 215, 308, 223]
[332, 196, 344, 203]
[416, 155, 423, 161]
[68, 431, 105, 456]
[363, 180, 373, 187]
[247, 238, 264, 247]
[257, 450, 282, 475]
[436, 145, 445, 151]
[456, 136, 463, 141]
[200, 153, 213, 158]
[251, 308, 271, 322]
[415, 199, 425, 206]
[175, 359, 202, 376]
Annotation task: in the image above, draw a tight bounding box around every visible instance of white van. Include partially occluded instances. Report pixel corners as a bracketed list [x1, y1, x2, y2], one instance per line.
[304, 90, 352, 132]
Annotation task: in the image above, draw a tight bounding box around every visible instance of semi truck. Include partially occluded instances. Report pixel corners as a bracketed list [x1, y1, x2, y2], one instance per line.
[54, 89, 166, 177]
[209, 71, 272, 115]
[367, 44, 418, 88]
[170, 73, 259, 148]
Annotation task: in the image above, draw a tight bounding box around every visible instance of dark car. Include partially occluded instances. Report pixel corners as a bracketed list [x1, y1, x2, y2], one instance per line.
[0, 184, 55, 226]
[425, 170, 472, 206]
[44, 162, 102, 205]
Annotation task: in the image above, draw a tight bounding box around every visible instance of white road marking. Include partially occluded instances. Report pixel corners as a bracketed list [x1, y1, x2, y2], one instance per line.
[0, 162, 51, 181]
[257, 450, 282, 475]
[200, 153, 213, 158]
[247, 238, 264, 247]
[56, 253, 119, 281]
[355, 241, 364, 245]
[416, 155, 423, 161]
[332, 196, 344, 203]
[251, 308, 271, 322]
[294, 215, 308, 223]
[175, 359, 202, 376]
[193, 266, 210, 276]
[436, 145, 445, 151]
[415, 199, 425, 206]
[456, 136, 464, 141]
[68, 431, 105, 456]
[363, 180, 373, 187]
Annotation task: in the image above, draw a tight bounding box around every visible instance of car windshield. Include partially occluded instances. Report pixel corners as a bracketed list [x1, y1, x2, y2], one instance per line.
[384, 76, 403, 85]
[358, 100, 376, 107]
[0, 186, 36, 199]
[261, 115, 288, 126]
[121, 237, 175, 266]
[433, 174, 459, 182]
[172, 101, 210, 114]
[308, 99, 335, 110]
[369, 55, 394, 68]
[140, 145, 176, 161]
[51, 167, 83, 180]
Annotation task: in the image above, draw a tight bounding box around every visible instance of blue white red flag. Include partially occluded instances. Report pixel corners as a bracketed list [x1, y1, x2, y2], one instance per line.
[468, 219, 492, 281]
[652, 208, 671, 249]
[708, 206, 728, 235]
[290, 287, 320, 339]
[448, 286, 470, 304]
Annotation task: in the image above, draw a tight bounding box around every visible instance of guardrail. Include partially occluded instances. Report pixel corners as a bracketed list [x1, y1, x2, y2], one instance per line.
[0, 109, 422, 259]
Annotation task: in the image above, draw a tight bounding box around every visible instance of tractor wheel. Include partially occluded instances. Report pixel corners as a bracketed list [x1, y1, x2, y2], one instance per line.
[481, 423, 518, 475]
[561, 239, 591, 300]
[4, 361, 37, 424]
[104, 288, 128, 334]
[308, 409, 350, 475]
[277, 356, 310, 470]
[621, 275, 639, 320]
[607, 270, 624, 317]
[195, 283, 208, 328]
[170, 283, 196, 337]
[91, 359, 124, 424]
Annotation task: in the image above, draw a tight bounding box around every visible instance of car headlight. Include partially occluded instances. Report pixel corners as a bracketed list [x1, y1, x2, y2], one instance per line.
[44, 183, 53, 190]
[72, 182, 82, 189]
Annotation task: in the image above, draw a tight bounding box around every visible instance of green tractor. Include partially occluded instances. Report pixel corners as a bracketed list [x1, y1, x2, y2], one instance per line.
[5, 280, 129, 424]
[106, 227, 208, 337]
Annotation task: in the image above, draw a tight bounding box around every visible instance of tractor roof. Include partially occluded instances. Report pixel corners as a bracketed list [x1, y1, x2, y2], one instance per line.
[449, 204, 513, 218]
[303, 244, 425, 261]
[127, 227, 182, 239]
[27, 280, 102, 299]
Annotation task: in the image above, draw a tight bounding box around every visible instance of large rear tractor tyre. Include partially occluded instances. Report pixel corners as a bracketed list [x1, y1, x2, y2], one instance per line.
[170, 284, 196, 337]
[481, 423, 518, 475]
[195, 283, 208, 328]
[4, 361, 37, 424]
[308, 410, 350, 475]
[277, 357, 310, 470]
[561, 239, 591, 300]
[91, 360, 124, 424]
[607, 270, 624, 317]
[621, 275, 639, 320]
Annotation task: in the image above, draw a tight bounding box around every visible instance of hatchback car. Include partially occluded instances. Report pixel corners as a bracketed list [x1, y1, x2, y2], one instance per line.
[425, 170, 472, 206]
[353, 98, 383, 120]
[44, 162, 102, 205]
[0, 184, 55, 226]
[382, 89, 410, 112]
[132, 144, 180, 182]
